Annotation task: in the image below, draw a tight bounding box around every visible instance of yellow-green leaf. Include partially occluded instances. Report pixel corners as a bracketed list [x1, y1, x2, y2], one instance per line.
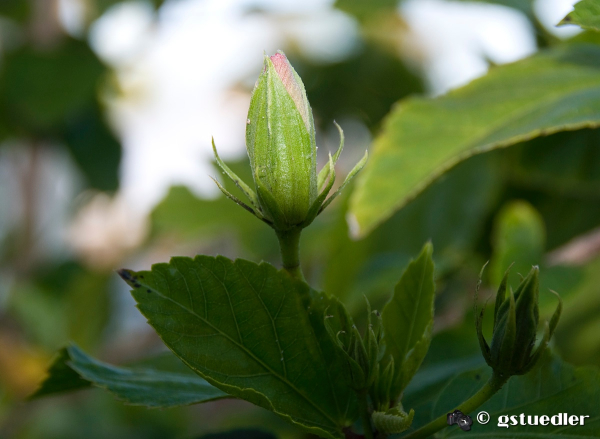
[350, 44, 600, 237]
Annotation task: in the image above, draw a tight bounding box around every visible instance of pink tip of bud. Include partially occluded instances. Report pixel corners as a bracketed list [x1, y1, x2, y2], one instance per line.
[270, 53, 294, 91]
[269, 52, 309, 130]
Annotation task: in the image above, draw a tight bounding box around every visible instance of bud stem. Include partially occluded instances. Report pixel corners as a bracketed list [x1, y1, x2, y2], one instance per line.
[402, 371, 508, 439]
[276, 228, 305, 281]
[358, 389, 374, 439]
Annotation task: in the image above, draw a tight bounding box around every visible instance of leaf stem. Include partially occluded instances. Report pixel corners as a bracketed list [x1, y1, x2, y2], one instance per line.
[276, 228, 305, 281]
[402, 371, 508, 439]
[358, 390, 374, 439]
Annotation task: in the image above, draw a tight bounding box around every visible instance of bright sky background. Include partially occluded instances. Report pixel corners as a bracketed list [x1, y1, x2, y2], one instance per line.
[63, 0, 581, 214]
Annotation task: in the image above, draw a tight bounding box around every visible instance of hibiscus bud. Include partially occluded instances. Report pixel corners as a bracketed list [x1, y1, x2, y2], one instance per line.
[211, 50, 368, 233]
[476, 266, 562, 377]
[246, 51, 317, 229]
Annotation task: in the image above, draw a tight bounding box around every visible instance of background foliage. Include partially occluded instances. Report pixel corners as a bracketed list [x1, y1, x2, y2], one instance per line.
[1, 0, 599, 438]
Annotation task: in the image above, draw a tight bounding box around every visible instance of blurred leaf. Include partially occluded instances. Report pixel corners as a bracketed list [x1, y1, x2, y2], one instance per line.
[406, 352, 600, 437]
[195, 430, 277, 439]
[120, 256, 358, 439]
[560, 0, 600, 32]
[0, 0, 29, 23]
[350, 44, 600, 237]
[30, 347, 91, 397]
[454, 0, 535, 18]
[321, 153, 501, 311]
[32, 344, 228, 407]
[95, 0, 165, 16]
[508, 128, 600, 198]
[551, 257, 600, 365]
[490, 201, 545, 286]
[0, 38, 106, 133]
[62, 104, 121, 191]
[9, 264, 111, 351]
[63, 271, 111, 350]
[334, 0, 398, 23]
[403, 324, 484, 429]
[150, 160, 278, 260]
[382, 243, 435, 397]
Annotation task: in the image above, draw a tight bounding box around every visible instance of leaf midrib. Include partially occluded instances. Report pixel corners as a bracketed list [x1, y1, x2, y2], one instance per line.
[136, 262, 340, 429]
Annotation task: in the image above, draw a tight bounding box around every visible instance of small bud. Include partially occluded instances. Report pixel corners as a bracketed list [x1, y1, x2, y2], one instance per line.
[211, 51, 367, 232]
[476, 266, 562, 377]
[371, 405, 414, 435]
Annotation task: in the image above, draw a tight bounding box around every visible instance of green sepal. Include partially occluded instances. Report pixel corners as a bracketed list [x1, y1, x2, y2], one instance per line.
[496, 287, 517, 373]
[319, 150, 368, 214]
[302, 154, 336, 228]
[210, 176, 264, 221]
[521, 290, 563, 375]
[512, 267, 540, 368]
[212, 138, 260, 209]
[323, 307, 365, 391]
[374, 357, 395, 411]
[317, 122, 344, 191]
[255, 172, 287, 230]
[494, 264, 512, 329]
[350, 325, 370, 386]
[548, 290, 563, 339]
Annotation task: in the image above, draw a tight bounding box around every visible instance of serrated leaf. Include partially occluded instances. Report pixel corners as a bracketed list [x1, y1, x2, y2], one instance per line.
[350, 44, 600, 236]
[409, 352, 600, 437]
[31, 344, 227, 407]
[381, 243, 435, 398]
[120, 256, 357, 439]
[560, 0, 600, 32]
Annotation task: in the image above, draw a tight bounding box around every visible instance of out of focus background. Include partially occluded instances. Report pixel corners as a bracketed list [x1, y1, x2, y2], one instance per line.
[1, 0, 598, 438]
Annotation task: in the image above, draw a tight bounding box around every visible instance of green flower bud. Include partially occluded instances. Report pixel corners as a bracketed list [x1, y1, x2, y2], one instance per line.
[246, 52, 317, 227]
[476, 266, 562, 377]
[211, 51, 368, 232]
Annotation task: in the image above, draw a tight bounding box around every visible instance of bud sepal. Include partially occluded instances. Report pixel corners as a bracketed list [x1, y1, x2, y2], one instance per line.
[476, 265, 562, 377]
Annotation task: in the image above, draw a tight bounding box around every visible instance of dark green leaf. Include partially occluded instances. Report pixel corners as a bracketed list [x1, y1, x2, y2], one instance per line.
[318, 152, 501, 315]
[195, 430, 277, 439]
[0, 0, 30, 23]
[560, 0, 600, 32]
[382, 243, 435, 397]
[31, 344, 228, 408]
[62, 105, 121, 191]
[350, 44, 600, 236]
[407, 352, 600, 437]
[0, 38, 106, 133]
[120, 256, 358, 439]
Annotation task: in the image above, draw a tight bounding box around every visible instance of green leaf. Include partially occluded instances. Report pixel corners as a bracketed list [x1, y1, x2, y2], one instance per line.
[0, 38, 106, 133]
[62, 105, 121, 191]
[350, 44, 600, 237]
[382, 243, 435, 397]
[409, 352, 600, 437]
[31, 344, 227, 408]
[560, 0, 600, 32]
[195, 430, 277, 439]
[119, 256, 358, 439]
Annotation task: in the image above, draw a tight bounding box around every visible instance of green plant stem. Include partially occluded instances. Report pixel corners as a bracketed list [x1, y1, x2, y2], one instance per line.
[403, 372, 508, 439]
[276, 228, 304, 281]
[358, 390, 374, 439]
